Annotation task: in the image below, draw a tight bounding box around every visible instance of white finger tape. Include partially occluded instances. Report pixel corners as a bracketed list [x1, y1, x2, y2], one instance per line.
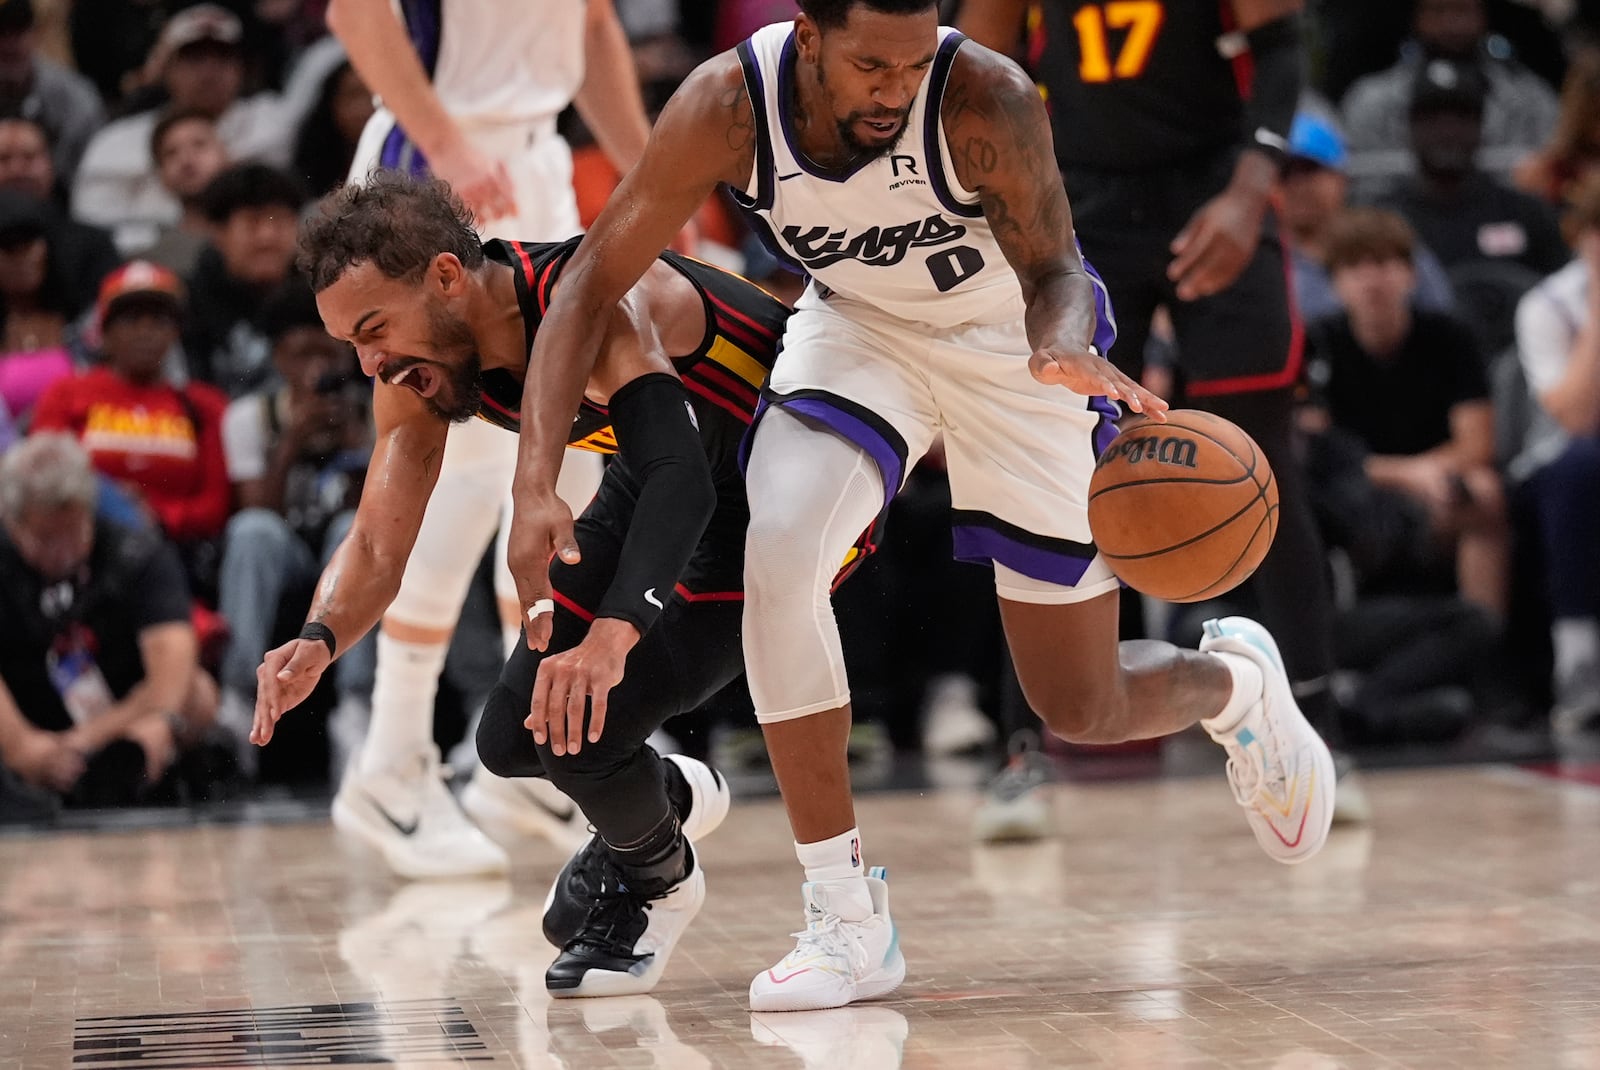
[526, 598, 555, 621]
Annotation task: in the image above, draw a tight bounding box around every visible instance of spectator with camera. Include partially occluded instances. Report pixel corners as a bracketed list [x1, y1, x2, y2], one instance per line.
[216, 281, 373, 777]
[0, 433, 219, 813]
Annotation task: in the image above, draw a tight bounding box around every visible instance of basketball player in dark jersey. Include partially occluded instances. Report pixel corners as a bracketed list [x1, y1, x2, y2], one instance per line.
[961, 0, 1364, 821]
[247, 171, 809, 999]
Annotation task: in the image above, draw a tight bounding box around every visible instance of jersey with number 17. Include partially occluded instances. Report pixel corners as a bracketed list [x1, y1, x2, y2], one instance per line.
[729, 24, 1023, 328]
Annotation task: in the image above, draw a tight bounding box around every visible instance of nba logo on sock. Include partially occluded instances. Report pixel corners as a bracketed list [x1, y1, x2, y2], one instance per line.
[850, 837, 861, 868]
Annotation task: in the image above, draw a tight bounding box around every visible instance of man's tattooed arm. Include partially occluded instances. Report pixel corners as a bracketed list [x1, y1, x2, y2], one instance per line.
[943, 46, 1098, 356]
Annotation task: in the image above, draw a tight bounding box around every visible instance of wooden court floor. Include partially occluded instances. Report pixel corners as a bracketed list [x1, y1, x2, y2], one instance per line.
[2, 765, 1598, 1070]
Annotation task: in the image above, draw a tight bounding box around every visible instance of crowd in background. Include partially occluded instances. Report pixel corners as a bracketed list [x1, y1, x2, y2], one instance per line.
[2, 0, 1600, 817]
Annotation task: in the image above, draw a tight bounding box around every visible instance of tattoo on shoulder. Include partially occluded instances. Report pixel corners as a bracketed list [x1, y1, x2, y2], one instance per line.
[944, 57, 1069, 264]
[719, 81, 755, 152]
[422, 445, 442, 479]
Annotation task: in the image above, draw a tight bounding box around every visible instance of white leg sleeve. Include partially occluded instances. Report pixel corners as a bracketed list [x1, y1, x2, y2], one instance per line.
[743, 407, 887, 723]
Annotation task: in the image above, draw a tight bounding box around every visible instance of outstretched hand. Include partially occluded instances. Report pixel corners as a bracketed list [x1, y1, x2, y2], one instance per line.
[251, 638, 332, 746]
[1029, 345, 1169, 421]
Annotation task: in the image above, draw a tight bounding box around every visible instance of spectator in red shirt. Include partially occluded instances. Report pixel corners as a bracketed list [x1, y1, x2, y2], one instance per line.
[30, 261, 230, 596]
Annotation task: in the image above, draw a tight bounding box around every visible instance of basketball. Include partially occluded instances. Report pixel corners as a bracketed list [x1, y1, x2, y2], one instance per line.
[1087, 410, 1279, 603]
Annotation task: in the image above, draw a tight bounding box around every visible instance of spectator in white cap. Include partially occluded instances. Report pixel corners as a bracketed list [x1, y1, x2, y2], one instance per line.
[70, 4, 288, 257]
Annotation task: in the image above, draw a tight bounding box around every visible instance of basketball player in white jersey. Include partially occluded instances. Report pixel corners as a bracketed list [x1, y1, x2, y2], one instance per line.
[325, 0, 651, 879]
[511, 0, 1338, 1010]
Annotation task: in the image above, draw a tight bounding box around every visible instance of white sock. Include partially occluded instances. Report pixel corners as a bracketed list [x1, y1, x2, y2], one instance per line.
[796, 828, 871, 920]
[1200, 651, 1265, 735]
[1552, 617, 1600, 687]
[359, 632, 447, 776]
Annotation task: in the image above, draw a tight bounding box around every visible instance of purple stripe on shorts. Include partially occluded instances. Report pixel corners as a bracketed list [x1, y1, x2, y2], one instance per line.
[1089, 393, 1121, 457]
[953, 525, 1096, 587]
[1083, 255, 1119, 357]
[379, 125, 430, 178]
[780, 397, 904, 510]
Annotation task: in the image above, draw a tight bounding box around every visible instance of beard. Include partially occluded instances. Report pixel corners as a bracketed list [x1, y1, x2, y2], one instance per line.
[425, 303, 486, 424]
[835, 107, 912, 160]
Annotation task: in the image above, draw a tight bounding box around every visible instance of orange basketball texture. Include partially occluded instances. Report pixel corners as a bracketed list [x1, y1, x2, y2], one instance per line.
[1087, 410, 1279, 603]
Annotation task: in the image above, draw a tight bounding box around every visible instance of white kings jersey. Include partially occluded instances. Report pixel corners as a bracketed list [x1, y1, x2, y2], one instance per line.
[393, 0, 586, 124]
[729, 24, 1024, 328]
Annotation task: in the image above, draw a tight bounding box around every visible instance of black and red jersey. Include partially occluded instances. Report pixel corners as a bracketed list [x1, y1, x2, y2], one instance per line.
[1026, 0, 1253, 171]
[477, 237, 790, 477]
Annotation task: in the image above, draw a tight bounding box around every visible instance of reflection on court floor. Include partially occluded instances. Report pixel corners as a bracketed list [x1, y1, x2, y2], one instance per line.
[4, 765, 1599, 1069]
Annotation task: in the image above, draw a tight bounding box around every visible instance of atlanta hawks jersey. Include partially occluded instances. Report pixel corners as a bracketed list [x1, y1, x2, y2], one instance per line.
[476, 238, 789, 470]
[729, 24, 1024, 328]
[395, 0, 585, 124]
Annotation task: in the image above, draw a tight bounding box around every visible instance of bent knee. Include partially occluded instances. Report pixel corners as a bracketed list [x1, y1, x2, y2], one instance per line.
[475, 687, 538, 779]
[1025, 685, 1125, 744]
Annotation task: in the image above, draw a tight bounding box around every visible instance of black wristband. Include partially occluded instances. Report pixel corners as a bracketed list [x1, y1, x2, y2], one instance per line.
[299, 622, 337, 659]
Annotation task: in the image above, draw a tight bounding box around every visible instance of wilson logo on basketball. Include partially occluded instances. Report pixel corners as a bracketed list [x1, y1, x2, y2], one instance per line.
[1096, 435, 1198, 469]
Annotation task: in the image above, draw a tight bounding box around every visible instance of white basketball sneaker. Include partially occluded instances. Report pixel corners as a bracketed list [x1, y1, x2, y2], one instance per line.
[1200, 617, 1337, 865]
[332, 748, 509, 880]
[461, 770, 591, 852]
[748, 867, 905, 1012]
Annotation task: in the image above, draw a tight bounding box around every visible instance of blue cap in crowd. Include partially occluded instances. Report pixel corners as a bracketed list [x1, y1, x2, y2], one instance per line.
[1288, 113, 1348, 172]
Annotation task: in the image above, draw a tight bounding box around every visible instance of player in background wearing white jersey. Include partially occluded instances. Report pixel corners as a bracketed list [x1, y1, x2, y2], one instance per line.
[511, 0, 1337, 1011]
[324, 0, 653, 880]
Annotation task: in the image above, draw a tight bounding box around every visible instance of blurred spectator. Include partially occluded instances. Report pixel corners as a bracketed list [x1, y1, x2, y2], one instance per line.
[145, 110, 229, 277]
[1513, 175, 1600, 733]
[0, 118, 120, 312]
[216, 281, 373, 775]
[291, 60, 370, 199]
[0, 0, 103, 185]
[1342, 0, 1559, 199]
[0, 391, 14, 451]
[31, 262, 230, 595]
[1282, 111, 1455, 322]
[1306, 208, 1509, 618]
[1512, 49, 1600, 207]
[71, 0, 296, 113]
[0, 434, 220, 810]
[0, 190, 75, 424]
[71, 5, 289, 256]
[183, 162, 303, 396]
[1381, 59, 1568, 279]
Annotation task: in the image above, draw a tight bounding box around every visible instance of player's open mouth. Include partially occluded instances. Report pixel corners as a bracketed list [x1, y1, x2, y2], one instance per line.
[859, 116, 903, 139]
[382, 361, 441, 399]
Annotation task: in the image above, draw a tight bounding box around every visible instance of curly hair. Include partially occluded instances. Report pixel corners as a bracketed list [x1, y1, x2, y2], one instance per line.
[296, 170, 484, 292]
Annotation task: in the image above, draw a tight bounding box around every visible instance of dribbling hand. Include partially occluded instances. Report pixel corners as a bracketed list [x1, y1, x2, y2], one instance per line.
[1029, 344, 1169, 421]
[251, 638, 332, 746]
[508, 494, 580, 652]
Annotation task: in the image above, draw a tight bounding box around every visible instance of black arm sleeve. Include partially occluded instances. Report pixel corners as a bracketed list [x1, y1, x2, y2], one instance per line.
[595, 372, 717, 636]
[1236, 14, 1305, 165]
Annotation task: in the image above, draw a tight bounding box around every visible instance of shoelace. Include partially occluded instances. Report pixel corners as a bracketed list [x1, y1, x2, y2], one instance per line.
[1223, 712, 1288, 807]
[564, 874, 665, 958]
[783, 911, 869, 978]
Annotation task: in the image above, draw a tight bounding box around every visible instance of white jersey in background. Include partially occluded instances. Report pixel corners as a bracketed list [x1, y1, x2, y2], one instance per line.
[330, 0, 602, 881]
[391, 0, 586, 126]
[731, 24, 1023, 327]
